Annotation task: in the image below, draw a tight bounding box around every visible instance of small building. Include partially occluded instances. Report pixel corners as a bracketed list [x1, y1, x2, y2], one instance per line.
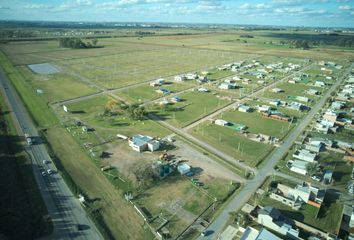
[296, 96, 309, 103]
[156, 88, 171, 95]
[129, 135, 160, 152]
[271, 88, 283, 93]
[288, 102, 306, 112]
[232, 76, 242, 81]
[288, 160, 308, 175]
[314, 81, 325, 87]
[185, 73, 197, 80]
[150, 78, 165, 86]
[240, 227, 281, 240]
[269, 100, 281, 107]
[293, 149, 317, 162]
[331, 101, 345, 110]
[238, 105, 251, 113]
[258, 105, 271, 112]
[170, 96, 181, 103]
[219, 82, 238, 90]
[307, 89, 319, 95]
[197, 87, 209, 92]
[257, 206, 300, 239]
[215, 119, 229, 126]
[174, 75, 186, 81]
[315, 123, 329, 134]
[323, 170, 333, 184]
[177, 163, 192, 175]
[159, 99, 169, 105]
[305, 144, 322, 153]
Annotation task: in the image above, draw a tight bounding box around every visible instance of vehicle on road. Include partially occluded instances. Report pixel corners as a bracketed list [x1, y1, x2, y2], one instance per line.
[41, 171, 47, 176]
[47, 169, 54, 175]
[43, 160, 50, 164]
[25, 133, 32, 145]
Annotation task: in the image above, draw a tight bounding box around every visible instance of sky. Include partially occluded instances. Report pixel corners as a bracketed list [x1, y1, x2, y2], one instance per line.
[0, 0, 353, 27]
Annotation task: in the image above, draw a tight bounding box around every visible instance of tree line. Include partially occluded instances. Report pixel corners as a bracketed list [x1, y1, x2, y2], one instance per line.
[59, 38, 99, 49]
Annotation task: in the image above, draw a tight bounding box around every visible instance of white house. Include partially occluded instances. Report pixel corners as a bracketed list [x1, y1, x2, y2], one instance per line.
[271, 88, 283, 93]
[129, 135, 160, 152]
[197, 87, 209, 92]
[257, 206, 300, 239]
[185, 73, 197, 80]
[307, 89, 319, 95]
[288, 160, 308, 175]
[170, 96, 181, 103]
[219, 82, 238, 90]
[314, 81, 325, 87]
[174, 75, 186, 81]
[258, 105, 271, 112]
[238, 105, 251, 113]
[296, 96, 309, 103]
[215, 119, 229, 126]
[293, 149, 317, 162]
[240, 227, 281, 240]
[156, 88, 171, 95]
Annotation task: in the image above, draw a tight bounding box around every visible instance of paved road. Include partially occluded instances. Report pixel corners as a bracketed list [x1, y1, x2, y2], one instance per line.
[0, 67, 103, 240]
[198, 62, 353, 240]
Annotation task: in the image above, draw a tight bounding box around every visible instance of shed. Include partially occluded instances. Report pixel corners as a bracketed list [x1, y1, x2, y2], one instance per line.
[177, 163, 191, 175]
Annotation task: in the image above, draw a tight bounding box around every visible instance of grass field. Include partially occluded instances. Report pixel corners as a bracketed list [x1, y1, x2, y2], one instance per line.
[0, 51, 58, 127]
[150, 90, 230, 128]
[0, 94, 52, 239]
[191, 122, 274, 166]
[220, 110, 293, 139]
[116, 81, 193, 104]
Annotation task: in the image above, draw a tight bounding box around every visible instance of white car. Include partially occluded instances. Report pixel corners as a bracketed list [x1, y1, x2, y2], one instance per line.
[41, 171, 47, 176]
[311, 175, 321, 182]
[47, 169, 53, 175]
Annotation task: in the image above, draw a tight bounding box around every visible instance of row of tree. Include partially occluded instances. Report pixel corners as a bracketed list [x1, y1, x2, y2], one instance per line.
[59, 38, 98, 49]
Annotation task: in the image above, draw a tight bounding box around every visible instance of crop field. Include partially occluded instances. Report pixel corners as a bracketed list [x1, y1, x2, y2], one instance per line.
[150, 90, 230, 128]
[191, 122, 274, 166]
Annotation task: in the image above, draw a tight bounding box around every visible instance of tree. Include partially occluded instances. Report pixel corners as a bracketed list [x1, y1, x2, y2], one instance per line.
[306, 162, 319, 176]
[126, 104, 146, 120]
[132, 163, 159, 190]
[92, 38, 98, 46]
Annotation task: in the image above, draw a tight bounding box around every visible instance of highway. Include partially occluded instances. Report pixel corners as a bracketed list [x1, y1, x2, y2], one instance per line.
[198, 62, 353, 240]
[0, 67, 103, 240]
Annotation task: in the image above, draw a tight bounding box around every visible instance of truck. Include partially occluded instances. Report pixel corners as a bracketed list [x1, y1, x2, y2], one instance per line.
[24, 133, 32, 145]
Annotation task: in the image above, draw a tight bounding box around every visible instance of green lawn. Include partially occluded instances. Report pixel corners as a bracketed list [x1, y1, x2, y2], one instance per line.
[150, 91, 230, 128]
[116, 81, 192, 104]
[221, 110, 293, 139]
[191, 122, 273, 166]
[262, 82, 323, 103]
[20, 68, 99, 103]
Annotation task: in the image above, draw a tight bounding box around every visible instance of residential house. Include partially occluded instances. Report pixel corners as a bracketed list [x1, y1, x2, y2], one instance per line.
[257, 206, 300, 239]
[307, 89, 319, 96]
[296, 96, 309, 103]
[270, 182, 325, 209]
[170, 96, 181, 103]
[258, 105, 271, 112]
[197, 87, 209, 92]
[315, 123, 329, 134]
[155, 88, 171, 95]
[215, 119, 229, 126]
[272, 88, 283, 93]
[293, 149, 317, 162]
[269, 100, 281, 107]
[185, 73, 197, 80]
[323, 170, 333, 184]
[174, 75, 186, 82]
[238, 105, 252, 113]
[240, 227, 281, 240]
[331, 101, 345, 110]
[314, 81, 326, 87]
[288, 160, 308, 175]
[288, 102, 307, 111]
[305, 143, 322, 153]
[323, 110, 337, 122]
[219, 82, 238, 90]
[129, 135, 160, 152]
[232, 76, 242, 81]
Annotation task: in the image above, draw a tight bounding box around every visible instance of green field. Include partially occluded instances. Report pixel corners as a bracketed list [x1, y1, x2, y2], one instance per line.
[220, 110, 293, 139]
[150, 90, 230, 128]
[116, 81, 193, 104]
[191, 122, 274, 166]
